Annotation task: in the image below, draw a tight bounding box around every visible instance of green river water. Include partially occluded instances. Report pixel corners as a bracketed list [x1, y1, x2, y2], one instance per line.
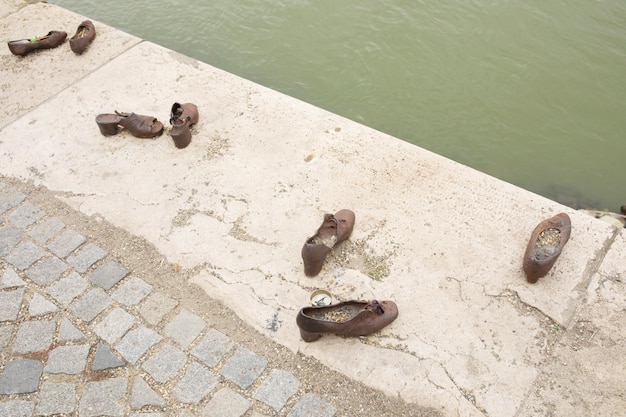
[49, 0, 626, 211]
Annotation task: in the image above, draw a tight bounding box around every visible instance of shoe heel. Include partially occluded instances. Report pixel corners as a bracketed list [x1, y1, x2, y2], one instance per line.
[97, 122, 118, 136]
[299, 329, 322, 342]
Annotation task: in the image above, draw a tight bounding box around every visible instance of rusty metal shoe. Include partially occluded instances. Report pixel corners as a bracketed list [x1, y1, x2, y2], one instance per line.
[522, 213, 571, 283]
[169, 102, 199, 149]
[69, 20, 96, 55]
[296, 299, 398, 342]
[301, 209, 355, 277]
[7, 30, 67, 56]
[95, 111, 164, 139]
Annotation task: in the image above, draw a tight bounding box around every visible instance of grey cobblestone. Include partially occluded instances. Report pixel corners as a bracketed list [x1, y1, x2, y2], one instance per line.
[13, 319, 55, 353]
[94, 307, 136, 344]
[0, 225, 23, 256]
[111, 276, 152, 306]
[253, 369, 300, 412]
[66, 242, 107, 273]
[202, 387, 251, 417]
[164, 308, 206, 348]
[70, 287, 112, 322]
[45, 344, 90, 374]
[36, 382, 76, 416]
[46, 271, 89, 307]
[47, 229, 85, 258]
[115, 325, 162, 364]
[6, 241, 45, 270]
[0, 359, 43, 395]
[0, 288, 24, 321]
[130, 376, 166, 408]
[0, 189, 26, 213]
[220, 347, 268, 389]
[28, 293, 59, 316]
[29, 217, 64, 244]
[25, 255, 67, 285]
[141, 343, 187, 383]
[175, 361, 217, 403]
[8, 201, 45, 228]
[0, 185, 339, 417]
[1, 266, 25, 288]
[191, 328, 234, 367]
[88, 260, 129, 290]
[92, 342, 126, 371]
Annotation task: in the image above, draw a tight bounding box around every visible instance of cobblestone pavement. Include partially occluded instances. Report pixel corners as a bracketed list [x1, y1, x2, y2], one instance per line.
[0, 181, 338, 417]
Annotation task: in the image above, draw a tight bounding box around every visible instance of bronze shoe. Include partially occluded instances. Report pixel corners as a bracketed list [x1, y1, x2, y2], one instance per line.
[301, 209, 355, 277]
[69, 20, 96, 55]
[7, 31, 67, 56]
[95, 111, 164, 139]
[169, 102, 199, 149]
[522, 213, 571, 283]
[296, 299, 398, 342]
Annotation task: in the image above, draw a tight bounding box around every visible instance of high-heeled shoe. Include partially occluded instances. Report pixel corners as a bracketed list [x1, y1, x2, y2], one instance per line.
[301, 209, 355, 277]
[169, 102, 199, 149]
[95, 111, 164, 138]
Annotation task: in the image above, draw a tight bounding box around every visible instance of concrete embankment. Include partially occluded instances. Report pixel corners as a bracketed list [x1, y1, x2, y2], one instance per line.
[1, 2, 625, 417]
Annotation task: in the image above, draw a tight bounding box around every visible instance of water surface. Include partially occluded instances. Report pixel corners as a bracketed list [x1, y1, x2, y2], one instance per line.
[50, 0, 626, 210]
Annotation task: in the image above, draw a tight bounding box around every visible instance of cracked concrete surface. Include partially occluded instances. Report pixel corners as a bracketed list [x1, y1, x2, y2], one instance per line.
[1, 3, 625, 416]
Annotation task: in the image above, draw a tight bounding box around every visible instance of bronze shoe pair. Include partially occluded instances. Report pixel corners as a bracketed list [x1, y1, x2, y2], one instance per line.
[169, 102, 199, 149]
[7, 30, 67, 56]
[95, 111, 164, 139]
[522, 213, 571, 283]
[297, 299, 398, 342]
[301, 209, 355, 277]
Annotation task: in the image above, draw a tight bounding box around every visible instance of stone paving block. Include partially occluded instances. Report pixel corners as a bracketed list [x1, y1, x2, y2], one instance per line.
[70, 287, 112, 322]
[142, 343, 187, 383]
[89, 259, 130, 290]
[57, 317, 86, 342]
[0, 324, 14, 348]
[1, 266, 26, 288]
[25, 255, 68, 285]
[286, 393, 337, 417]
[219, 347, 268, 389]
[45, 344, 90, 374]
[0, 189, 26, 213]
[36, 381, 76, 415]
[28, 292, 59, 316]
[0, 400, 34, 417]
[29, 216, 64, 244]
[94, 307, 137, 344]
[79, 377, 127, 417]
[115, 325, 163, 364]
[191, 328, 234, 367]
[66, 242, 107, 273]
[175, 361, 217, 403]
[46, 271, 89, 307]
[253, 369, 300, 412]
[0, 288, 24, 321]
[140, 292, 178, 325]
[0, 358, 43, 394]
[13, 319, 55, 353]
[164, 308, 206, 348]
[5, 240, 45, 270]
[130, 376, 166, 408]
[9, 200, 45, 228]
[0, 224, 23, 256]
[112, 276, 152, 306]
[47, 228, 85, 258]
[201, 387, 251, 417]
[93, 342, 126, 371]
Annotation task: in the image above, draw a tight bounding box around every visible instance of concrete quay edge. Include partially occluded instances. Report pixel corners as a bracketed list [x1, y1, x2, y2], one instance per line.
[1, 2, 625, 417]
